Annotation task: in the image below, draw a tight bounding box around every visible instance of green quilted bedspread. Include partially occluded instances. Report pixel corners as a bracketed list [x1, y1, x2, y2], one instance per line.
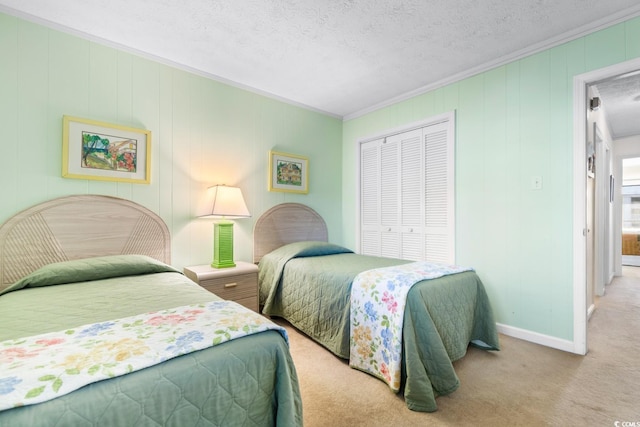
[0, 255, 303, 426]
[259, 242, 500, 412]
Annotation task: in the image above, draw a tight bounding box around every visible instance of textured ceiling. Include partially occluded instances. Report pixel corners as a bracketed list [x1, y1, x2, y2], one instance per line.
[594, 71, 640, 139]
[2, 0, 640, 127]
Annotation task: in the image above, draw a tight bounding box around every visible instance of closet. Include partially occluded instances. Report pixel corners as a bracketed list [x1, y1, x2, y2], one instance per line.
[359, 113, 455, 264]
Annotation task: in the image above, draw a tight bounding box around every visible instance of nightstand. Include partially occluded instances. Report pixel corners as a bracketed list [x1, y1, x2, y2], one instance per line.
[184, 261, 259, 312]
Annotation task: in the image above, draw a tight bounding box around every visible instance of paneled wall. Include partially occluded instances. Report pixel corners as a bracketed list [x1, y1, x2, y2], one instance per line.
[343, 16, 640, 343]
[0, 13, 343, 270]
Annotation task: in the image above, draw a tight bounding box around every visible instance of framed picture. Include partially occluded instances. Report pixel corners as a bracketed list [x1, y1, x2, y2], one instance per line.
[62, 116, 151, 184]
[268, 150, 309, 194]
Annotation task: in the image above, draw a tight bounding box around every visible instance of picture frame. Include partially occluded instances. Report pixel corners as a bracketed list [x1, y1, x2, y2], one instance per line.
[62, 115, 151, 184]
[268, 150, 309, 194]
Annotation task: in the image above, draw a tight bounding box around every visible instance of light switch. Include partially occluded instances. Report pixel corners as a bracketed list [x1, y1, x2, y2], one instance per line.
[531, 176, 542, 190]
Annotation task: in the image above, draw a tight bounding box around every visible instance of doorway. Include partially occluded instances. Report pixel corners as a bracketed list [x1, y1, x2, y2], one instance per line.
[621, 158, 640, 267]
[573, 57, 640, 355]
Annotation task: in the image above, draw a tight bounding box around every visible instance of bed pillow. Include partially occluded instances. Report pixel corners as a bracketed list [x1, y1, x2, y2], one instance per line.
[1, 254, 180, 296]
[270, 241, 354, 258]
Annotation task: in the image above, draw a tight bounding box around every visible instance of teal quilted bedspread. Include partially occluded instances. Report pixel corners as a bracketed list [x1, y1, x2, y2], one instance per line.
[259, 242, 500, 412]
[0, 255, 303, 426]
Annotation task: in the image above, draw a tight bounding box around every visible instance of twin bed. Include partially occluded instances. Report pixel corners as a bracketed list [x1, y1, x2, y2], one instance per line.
[253, 203, 500, 412]
[0, 195, 302, 426]
[0, 196, 499, 422]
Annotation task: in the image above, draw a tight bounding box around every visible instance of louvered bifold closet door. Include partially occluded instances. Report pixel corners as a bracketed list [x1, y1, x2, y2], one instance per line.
[424, 121, 454, 264]
[360, 138, 382, 256]
[360, 128, 424, 260]
[379, 136, 401, 258]
[359, 115, 454, 263]
[398, 129, 424, 260]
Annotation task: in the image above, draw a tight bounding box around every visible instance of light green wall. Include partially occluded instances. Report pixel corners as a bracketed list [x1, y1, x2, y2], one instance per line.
[0, 13, 343, 271]
[342, 16, 640, 341]
[4, 10, 639, 344]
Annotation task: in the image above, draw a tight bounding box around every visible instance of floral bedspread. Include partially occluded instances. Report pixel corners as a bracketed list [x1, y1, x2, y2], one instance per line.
[349, 261, 472, 391]
[0, 301, 287, 411]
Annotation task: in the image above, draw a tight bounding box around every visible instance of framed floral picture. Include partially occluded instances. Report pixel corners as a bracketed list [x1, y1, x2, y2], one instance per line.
[62, 116, 151, 184]
[268, 150, 308, 194]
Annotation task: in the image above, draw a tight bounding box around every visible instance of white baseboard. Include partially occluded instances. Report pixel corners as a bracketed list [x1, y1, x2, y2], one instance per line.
[496, 323, 578, 354]
[621, 255, 640, 266]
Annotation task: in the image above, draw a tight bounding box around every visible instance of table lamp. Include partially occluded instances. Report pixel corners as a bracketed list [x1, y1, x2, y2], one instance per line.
[199, 185, 250, 268]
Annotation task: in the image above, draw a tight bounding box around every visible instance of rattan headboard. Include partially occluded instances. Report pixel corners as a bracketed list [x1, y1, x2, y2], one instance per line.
[253, 203, 328, 263]
[0, 195, 171, 291]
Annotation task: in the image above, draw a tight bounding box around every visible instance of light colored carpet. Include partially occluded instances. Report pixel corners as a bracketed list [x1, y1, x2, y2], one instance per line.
[279, 267, 640, 426]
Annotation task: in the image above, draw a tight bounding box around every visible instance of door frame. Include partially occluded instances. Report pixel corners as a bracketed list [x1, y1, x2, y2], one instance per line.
[594, 124, 611, 297]
[572, 57, 640, 355]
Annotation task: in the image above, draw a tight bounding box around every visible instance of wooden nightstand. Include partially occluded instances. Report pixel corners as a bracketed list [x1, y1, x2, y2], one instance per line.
[184, 261, 259, 312]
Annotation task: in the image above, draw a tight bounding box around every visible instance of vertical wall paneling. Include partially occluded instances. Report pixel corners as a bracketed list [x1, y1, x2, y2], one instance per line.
[157, 66, 174, 229]
[115, 52, 134, 201]
[86, 43, 119, 198]
[455, 75, 484, 264]
[131, 56, 161, 208]
[18, 21, 51, 204]
[116, 52, 133, 125]
[0, 13, 342, 272]
[171, 71, 198, 269]
[584, 23, 627, 72]
[88, 44, 118, 123]
[548, 44, 573, 338]
[502, 60, 523, 327]
[343, 15, 640, 346]
[48, 30, 92, 198]
[518, 51, 552, 333]
[0, 14, 19, 207]
[480, 66, 510, 325]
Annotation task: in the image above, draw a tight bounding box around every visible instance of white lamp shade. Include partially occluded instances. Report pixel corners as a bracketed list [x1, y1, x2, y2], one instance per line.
[200, 185, 250, 219]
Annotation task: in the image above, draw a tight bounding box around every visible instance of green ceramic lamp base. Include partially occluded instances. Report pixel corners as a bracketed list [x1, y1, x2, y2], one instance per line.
[212, 221, 236, 268]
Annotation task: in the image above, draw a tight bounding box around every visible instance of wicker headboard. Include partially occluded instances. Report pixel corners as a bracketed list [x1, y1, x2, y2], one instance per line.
[253, 203, 328, 263]
[0, 195, 171, 291]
